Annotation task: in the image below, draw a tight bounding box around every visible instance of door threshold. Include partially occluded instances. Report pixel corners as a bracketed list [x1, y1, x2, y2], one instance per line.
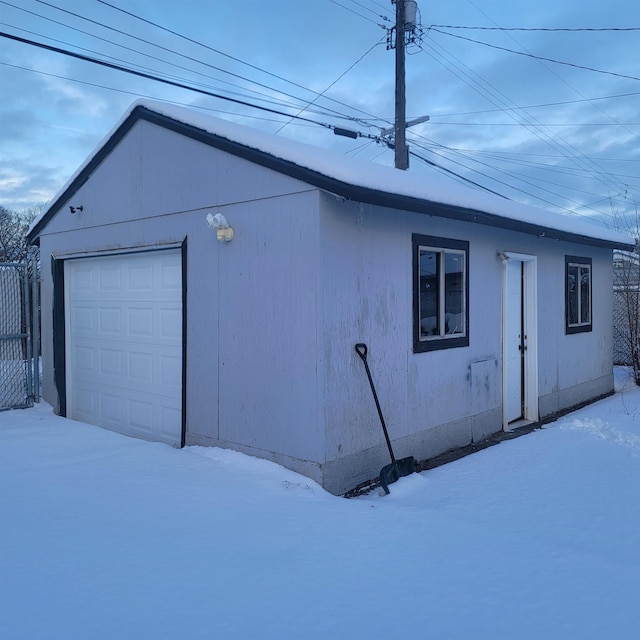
[505, 418, 535, 432]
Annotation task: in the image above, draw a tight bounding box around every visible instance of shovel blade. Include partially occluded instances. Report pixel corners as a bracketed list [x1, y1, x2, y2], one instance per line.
[379, 456, 415, 494]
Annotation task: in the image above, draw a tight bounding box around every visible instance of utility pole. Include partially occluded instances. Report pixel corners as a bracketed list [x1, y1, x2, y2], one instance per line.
[385, 2, 424, 169]
[394, 0, 408, 170]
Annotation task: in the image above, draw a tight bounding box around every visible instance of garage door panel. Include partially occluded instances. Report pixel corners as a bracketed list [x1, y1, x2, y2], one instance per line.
[69, 368, 182, 442]
[73, 345, 94, 373]
[99, 348, 121, 376]
[159, 259, 181, 290]
[160, 308, 182, 339]
[160, 405, 181, 437]
[100, 391, 123, 424]
[128, 351, 153, 382]
[70, 303, 180, 339]
[129, 307, 153, 337]
[98, 306, 121, 335]
[65, 250, 183, 446]
[70, 343, 180, 393]
[129, 398, 153, 433]
[73, 386, 95, 418]
[70, 260, 180, 299]
[70, 264, 94, 291]
[100, 264, 121, 290]
[70, 305, 94, 332]
[160, 353, 181, 387]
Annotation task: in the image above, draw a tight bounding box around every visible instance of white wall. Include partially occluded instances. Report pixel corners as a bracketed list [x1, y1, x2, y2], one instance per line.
[316, 193, 614, 490]
[318, 196, 505, 469]
[37, 119, 325, 473]
[214, 190, 323, 463]
[536, 243, 613, 415]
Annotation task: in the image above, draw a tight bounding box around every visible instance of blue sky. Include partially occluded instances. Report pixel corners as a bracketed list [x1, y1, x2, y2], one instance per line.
[0, 0, 638, 230]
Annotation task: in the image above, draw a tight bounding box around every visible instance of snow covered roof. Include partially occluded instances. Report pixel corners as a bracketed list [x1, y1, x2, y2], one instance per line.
[27, 99, 635, 250]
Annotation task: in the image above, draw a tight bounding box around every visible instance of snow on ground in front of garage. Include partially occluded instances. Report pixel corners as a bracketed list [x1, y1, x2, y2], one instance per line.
[1, 368, 639, 639]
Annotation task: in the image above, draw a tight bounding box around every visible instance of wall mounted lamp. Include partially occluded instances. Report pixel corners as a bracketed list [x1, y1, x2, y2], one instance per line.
[206, 212, 234, 242]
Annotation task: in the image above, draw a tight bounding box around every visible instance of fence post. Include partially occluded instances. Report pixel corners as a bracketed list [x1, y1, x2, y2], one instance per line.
[23, 262, 33, 401]
[32, 252, 40, 402]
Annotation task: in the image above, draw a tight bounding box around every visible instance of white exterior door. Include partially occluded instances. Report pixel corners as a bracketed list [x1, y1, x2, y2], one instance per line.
[502, 253, 539, 428]
[505, 260, 524, 423]
[64, 250, 183, 446]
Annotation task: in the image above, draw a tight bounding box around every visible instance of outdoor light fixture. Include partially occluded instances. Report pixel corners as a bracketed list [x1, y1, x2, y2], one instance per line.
[206, 212, 234, 242]
[69, 205, 84, 213]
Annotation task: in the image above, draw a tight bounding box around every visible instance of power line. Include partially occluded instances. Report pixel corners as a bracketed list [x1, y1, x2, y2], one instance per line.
[0, 60, 329, 128]
[447, 146, 640, 182]
[322, 89, 640, 122]
[409, 134, 635, 218]
[473, 149, 640, 162]
[1, 19, 372, 123]
[274, 36, 385, 134]
[74, 1, 640, 202]
[3, 2, 635, 220]
[24, 0, 380, 130]
[6, 49, 630, 217]
[409, 127, 635, 215]
[430, 28, 640, 82]
[428, 121, 640, 127]
[344, 0, 391, 22]
[1, 2, 314, 111]
[411, 139, 586, 213]
[444, 6, 640, 149]
[0, 19, 292, 109]
[417, 35, 629, 199]
[409, 148, 509, 198]
[327, 0, 386, 29]
[431, 91, 640, 117]
[404, 38, 633, 214]
[91, 0, 390, 129]
[368, 0, 392, 12]
[0, 30, 341, 131]
[429, 25, 640, 32]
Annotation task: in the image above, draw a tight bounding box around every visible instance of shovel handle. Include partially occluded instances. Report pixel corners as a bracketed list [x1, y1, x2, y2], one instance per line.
[354, 342, 396, 463]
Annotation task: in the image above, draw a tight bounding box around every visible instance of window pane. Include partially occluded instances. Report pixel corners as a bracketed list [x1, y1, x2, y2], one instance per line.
[444, 252, 464, 334]
[580, 266, 591, 323]
[419, 249, 439, 337]
[413, 234, 469, 352]
[567, 265, 579, 325]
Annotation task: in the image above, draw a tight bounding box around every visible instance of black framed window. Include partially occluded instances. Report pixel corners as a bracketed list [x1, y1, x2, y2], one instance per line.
[565, 255, 592, 334]
[413, 234, 469, 352]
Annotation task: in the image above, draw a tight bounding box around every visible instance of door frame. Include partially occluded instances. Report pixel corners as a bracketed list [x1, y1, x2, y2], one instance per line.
[53, 242, 188, 447]
[500, 251, 539, 429]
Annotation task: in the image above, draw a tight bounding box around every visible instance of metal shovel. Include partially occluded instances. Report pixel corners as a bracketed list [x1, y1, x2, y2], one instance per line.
[355, 343, 415, 494]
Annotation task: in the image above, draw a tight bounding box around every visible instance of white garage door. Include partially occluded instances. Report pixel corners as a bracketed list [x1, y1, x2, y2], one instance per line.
[64, 250, 183, 446]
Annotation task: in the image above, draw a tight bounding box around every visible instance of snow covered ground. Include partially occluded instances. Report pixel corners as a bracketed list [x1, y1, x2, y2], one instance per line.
[1, 370, 639, 640]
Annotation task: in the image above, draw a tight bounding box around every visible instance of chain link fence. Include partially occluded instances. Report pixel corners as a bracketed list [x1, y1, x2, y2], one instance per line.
[0, 255, 39, 410]
[613, 251, 639, 368]
[614, 287, 639, 366]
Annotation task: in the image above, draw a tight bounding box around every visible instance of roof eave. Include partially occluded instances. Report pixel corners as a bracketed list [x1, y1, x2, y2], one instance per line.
[27, 105, 635, 252]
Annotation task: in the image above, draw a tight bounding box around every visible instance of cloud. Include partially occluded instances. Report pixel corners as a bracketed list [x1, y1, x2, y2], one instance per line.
[0, 158, 61, 210]
[0, 110, 42, 143]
